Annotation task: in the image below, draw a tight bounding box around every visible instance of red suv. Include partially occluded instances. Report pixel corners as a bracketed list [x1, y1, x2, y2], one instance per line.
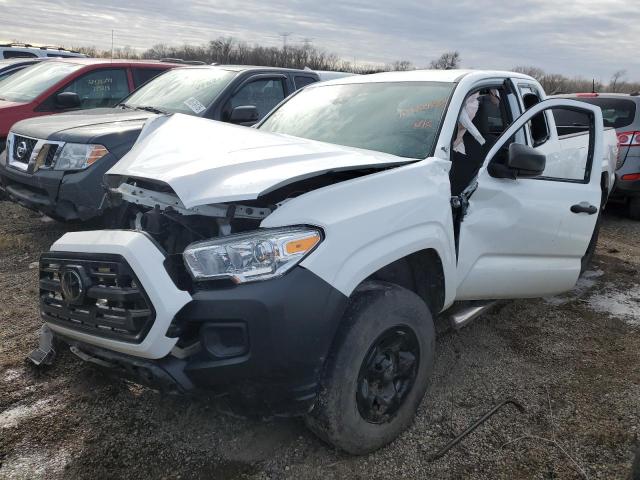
[0, 58, 177, 152]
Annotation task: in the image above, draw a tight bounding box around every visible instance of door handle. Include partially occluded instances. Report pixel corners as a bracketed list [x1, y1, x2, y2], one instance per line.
[570, 202, 598, 215]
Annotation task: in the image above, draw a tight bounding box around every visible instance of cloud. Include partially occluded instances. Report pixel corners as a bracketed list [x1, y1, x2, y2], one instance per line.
[1, 0, 637, 79]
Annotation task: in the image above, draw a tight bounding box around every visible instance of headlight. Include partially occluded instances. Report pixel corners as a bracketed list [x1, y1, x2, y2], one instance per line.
[183, 227, 322, 283]
[54, 143, 109, 170]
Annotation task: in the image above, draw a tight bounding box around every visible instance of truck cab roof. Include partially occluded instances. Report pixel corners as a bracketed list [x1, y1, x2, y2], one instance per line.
[314, 69, 537, 86]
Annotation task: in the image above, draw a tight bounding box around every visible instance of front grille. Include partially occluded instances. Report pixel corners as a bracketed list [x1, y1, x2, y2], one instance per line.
[12, 135, 37, 164]
[39, 253, 155, 343]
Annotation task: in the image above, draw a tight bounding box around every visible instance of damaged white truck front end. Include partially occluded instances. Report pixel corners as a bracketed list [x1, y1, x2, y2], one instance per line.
[33, 70, 613, 454]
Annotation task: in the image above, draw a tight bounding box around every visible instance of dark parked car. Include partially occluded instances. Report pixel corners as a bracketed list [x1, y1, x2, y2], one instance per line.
[0, 65, 319, 222]
[557, 92, 640, 219]
[0, 58, 49, 83]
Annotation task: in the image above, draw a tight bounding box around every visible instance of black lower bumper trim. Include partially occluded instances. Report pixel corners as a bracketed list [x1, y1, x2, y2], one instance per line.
[62, 338, 194, 393]
[55, 266, 349, 416]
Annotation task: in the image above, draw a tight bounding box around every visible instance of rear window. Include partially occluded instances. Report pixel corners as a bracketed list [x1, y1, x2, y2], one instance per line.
[570, 97, 637, 129]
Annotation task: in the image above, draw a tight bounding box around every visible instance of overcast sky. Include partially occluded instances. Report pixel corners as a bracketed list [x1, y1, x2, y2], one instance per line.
[1, 0, 638, 79]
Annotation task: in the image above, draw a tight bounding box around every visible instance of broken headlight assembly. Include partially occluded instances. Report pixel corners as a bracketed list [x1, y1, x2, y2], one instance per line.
[54, 143, 109, 170]
[183, 227, 322, 284]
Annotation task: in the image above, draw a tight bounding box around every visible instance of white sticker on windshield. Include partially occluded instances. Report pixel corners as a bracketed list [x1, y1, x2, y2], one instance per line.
[184, 97, 206, 114]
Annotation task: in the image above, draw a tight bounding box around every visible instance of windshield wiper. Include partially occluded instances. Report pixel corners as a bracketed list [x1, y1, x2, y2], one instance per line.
[135, 106, 168, 114]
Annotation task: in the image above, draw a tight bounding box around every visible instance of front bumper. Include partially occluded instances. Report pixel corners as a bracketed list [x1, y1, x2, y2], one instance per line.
[0, 150, 117, 221]
[43, 230, 348, 414]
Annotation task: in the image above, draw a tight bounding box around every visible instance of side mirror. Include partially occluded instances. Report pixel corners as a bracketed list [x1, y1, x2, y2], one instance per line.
[56, 92, 81, 109]
[229, 105, 259, 124]
[507, 143, 546, 177]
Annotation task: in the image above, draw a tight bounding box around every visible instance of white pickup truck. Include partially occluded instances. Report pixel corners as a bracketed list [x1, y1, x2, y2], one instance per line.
[34, 70, 617, 454]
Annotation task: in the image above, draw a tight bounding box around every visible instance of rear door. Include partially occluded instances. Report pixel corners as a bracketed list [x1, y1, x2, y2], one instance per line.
[455, 99, 603, 300]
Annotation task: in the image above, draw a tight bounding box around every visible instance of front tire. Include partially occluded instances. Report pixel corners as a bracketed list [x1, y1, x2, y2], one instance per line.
[305, 281, 435, 454]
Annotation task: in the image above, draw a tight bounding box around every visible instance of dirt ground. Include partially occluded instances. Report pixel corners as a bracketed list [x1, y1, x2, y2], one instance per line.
[0, 199, 638, 480]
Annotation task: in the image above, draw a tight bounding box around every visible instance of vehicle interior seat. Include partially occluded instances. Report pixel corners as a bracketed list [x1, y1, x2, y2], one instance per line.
[449, 90, 511, 196]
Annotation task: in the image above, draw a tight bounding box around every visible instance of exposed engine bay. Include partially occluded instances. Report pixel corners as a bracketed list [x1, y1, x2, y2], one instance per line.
[106, 167, 388, 258]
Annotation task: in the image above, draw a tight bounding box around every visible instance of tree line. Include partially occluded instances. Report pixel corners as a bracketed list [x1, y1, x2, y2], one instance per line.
[74, 38, 461, 74]
[73, 38, 638, 94]
[513, 66, 640, 94]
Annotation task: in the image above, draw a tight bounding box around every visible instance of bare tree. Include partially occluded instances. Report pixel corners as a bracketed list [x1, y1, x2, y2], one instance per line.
[513, 66, 546, 81]
[610, 70, 627, 93]
[429, 51, 460, 70]
[49, 41, 640, 92]
[389, 60, 414, 71]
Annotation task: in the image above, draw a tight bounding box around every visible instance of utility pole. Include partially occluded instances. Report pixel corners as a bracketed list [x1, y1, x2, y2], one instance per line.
[279, 32, 292, 49]
[111, 30, 114, 60]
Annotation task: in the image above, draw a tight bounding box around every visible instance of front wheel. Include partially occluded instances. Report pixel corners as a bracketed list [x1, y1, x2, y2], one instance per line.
[305, 281, 435, 454]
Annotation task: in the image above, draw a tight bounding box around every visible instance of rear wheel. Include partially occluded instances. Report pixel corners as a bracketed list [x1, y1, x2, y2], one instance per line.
[305, 281, 435, 454]
[628, 197, 640, 221]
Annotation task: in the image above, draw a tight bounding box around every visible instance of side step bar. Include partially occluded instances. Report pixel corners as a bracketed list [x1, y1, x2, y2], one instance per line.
[449, 301, 497, 330]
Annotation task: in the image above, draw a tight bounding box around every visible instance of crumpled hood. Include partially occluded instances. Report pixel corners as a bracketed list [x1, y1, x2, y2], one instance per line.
[108, 114, 410, 208]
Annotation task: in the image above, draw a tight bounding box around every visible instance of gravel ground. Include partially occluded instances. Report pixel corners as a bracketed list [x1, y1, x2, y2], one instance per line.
[0, 200, 638, 479]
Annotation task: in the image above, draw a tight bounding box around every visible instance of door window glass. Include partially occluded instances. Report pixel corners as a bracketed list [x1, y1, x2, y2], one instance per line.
[541, 107, 592, 181]
[228, 78, 286, 120]
[59, 68, 129, 108]
[492, 106, 594, 183]
[519, 85, 550, 146]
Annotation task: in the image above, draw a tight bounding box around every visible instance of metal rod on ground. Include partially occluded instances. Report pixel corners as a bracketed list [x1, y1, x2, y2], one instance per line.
[427, 399, 526, 461]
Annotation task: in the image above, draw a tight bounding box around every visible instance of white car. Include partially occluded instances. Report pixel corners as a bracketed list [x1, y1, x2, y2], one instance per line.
[0, 43, 86, 59]
[33, 69, 617, 454]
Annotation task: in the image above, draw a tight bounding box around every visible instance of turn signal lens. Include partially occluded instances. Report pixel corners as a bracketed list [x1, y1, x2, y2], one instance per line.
[285, 235, 321, 254]
[86, 145, 109, 166]
[54, 143, 109, 170]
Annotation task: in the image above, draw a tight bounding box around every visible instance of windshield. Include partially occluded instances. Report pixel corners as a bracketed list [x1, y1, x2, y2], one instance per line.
[259, 81, 454, 159]
[122, 68, 237, 115]
[0, 61, 82, 103]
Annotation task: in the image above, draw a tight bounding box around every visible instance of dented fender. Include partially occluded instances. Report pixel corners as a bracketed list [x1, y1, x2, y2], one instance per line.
[261, 157, 458, 309]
